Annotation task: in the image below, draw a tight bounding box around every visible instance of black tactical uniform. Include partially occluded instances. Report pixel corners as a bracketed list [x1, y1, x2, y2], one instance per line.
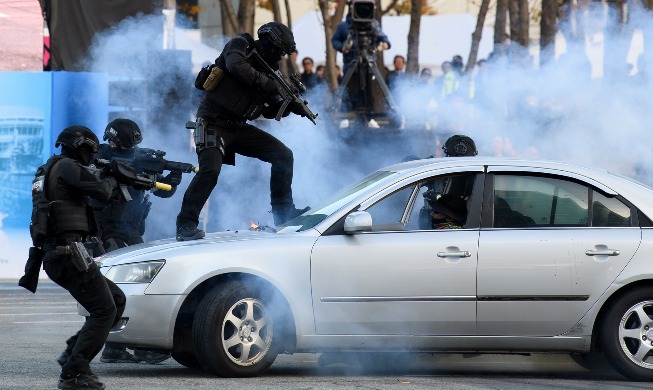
[93, 119, 177, 252]
[411, 134, 478, 230]
[92, 119, 176, 364]
[36, 126, 123, 390]
[176, 22, 307, 241]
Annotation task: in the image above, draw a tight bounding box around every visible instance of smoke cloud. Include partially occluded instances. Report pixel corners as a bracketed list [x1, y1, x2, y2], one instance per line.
[83, 8, 652, 240]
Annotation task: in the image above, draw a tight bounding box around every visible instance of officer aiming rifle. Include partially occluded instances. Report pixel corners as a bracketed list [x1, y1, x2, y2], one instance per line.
[89, 158, 171, 201]
[250, 49, 318, 125]
[109, 147, 197, 176]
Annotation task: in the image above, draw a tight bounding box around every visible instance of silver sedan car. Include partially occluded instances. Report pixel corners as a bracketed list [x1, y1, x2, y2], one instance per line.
[91, 157, 653, 380]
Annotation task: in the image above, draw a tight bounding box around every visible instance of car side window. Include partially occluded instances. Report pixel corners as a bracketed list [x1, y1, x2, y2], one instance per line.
[592, 191, 631, 227]
[405, 174, 476, 230]
[366, 186, 415, 231]
[493, 175, 589, 228]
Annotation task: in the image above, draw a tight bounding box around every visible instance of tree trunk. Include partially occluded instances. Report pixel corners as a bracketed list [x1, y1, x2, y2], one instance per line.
[281, 0, 299, 75]
[406, 0, 422, 74]
[508, 0, 520, 44]
[540, 0, 557, 67]
[494, 0, 508, 54]
[330, 0, 347, 31]
[220, 0, 238, 37]
[318, 0, 338, 92]
[268, 0, 290, 77]
[269, 0, 282, 21]
[237, 0, 256, 35]
[518, 0, 529, 47]
[466, 0, 490, 73]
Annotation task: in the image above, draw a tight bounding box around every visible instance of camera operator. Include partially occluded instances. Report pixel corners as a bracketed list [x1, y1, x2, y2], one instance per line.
[331, 0, 391, 112]
[33, 126, 123, 390]
[332, 0, 390, 75]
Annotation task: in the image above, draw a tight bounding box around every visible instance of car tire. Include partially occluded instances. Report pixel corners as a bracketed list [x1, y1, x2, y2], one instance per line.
[600, 287, 653, 381]
[192, 281, 278, 377]
[171, 351, 202, 369]
[568, 352, 613, 373]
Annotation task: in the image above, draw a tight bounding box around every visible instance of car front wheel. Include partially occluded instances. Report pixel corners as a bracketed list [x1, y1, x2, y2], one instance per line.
[601, 287, 653, 381]
[192, 281, 277, 377]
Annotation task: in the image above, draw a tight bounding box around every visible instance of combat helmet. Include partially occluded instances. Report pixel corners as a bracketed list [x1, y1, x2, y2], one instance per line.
[55, 125, 99, 153]
[443, 134, 478, 157]
[104, 118, 143, 148]
[257, 22, 296, 56]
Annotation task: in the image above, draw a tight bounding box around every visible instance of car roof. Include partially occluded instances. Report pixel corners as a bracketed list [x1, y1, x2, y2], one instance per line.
[386, 157, 611, 178]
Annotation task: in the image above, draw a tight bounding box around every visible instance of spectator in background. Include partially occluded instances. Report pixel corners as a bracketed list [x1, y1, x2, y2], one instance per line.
[335, 64, 343, 85]
[316, 64, 326, 83]
[288, 49, 299, 75]
[420, 68, 432, 82]
[300, 57, 318, 90]
[386, 54, 406, 88]
[434, 61, 460, 100]
[452, 54, 465, 75]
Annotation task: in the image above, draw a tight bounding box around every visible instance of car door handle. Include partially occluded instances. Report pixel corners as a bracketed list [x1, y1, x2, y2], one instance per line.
[437, 251, 472, 258]
[585, 249, 620, 256]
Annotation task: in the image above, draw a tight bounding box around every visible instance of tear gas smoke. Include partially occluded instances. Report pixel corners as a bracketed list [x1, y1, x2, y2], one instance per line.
[83, 9, 652, 241]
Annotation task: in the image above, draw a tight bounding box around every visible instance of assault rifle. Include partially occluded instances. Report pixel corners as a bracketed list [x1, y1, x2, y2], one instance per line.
[110, 147, 198, 177]
[89, 159, 171, 201]
[250, 49, 318, 125]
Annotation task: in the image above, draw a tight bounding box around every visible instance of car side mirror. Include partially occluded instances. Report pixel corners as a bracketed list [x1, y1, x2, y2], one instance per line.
[344, 211, 373, 234]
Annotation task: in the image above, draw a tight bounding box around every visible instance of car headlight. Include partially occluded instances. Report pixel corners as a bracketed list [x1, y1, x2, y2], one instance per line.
[105, 260, 165, 284]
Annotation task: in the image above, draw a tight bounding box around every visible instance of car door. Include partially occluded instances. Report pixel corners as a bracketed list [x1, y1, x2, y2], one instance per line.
[310, 170, 483, 336]
[477, 168, 641, 336]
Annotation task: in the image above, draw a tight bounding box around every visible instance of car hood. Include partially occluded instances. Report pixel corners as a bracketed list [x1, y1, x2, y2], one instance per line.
[96, 230, 314, 267]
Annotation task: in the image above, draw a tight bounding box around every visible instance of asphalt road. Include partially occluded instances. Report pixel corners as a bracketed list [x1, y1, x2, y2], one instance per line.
[1, 281, 650, 390]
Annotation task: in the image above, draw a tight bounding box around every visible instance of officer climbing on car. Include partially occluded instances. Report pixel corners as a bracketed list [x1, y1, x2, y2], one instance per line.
[176, 21, 316, 241]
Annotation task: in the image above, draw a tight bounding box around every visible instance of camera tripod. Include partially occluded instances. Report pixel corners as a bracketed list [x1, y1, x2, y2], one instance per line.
[330, 47, 400, 118]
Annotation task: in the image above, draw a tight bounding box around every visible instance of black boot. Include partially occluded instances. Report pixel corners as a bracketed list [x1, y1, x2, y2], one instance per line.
[272, 204, 310, 226]
[100, 344, 138, 363]
[133, 348, 171, 364]
[176, 225, 205, 241]
[58, 372, 105, 390]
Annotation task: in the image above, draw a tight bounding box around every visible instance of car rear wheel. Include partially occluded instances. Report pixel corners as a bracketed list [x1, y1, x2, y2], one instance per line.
[601, 287, 653, 381]
[192, 281, 277, 377]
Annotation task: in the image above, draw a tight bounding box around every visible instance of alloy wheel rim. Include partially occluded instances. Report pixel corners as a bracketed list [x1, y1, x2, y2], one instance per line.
[618, 300, 653, 368]
[221, 298, 273, 366]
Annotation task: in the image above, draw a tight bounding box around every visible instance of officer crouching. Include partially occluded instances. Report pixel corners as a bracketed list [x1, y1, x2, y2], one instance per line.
[31, 126, 125, 390]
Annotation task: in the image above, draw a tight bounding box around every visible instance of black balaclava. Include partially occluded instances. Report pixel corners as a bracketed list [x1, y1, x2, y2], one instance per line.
[62, 145, 94, 166]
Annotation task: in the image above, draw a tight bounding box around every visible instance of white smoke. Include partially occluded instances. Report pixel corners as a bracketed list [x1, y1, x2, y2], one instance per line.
[83, 8, 652, 239]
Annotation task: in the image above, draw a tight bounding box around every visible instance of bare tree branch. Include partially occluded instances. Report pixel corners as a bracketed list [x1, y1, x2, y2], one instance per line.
[406, 0, 422, 74]
[382, 0, 401, 15]
[466, 0, 490, 73]
[221, 0, 239, 34]
[318, 0, 338, 92]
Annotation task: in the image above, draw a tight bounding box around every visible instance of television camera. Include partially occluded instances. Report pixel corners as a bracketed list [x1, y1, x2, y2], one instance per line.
[330, 0, 401, 127]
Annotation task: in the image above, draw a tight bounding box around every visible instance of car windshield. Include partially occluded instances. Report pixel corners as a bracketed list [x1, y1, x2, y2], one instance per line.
[276, 170, 396, 233]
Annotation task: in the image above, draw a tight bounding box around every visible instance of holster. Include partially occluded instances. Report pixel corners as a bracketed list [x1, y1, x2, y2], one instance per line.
[56, 242, 94, 273]
[18, 247, 44, 293]
[85, 236, 106, 258]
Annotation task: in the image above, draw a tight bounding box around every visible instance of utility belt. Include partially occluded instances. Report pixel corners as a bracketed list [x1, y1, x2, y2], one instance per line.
[42, 241, 95, 273]
[187, 118, 239, 164]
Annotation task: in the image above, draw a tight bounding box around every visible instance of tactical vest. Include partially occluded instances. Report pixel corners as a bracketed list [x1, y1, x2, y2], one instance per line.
[201, 34, 262, 121]
[30, 156, 91, 246]
[30, 156, 64, 246]
[91, 144, 151, 229]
